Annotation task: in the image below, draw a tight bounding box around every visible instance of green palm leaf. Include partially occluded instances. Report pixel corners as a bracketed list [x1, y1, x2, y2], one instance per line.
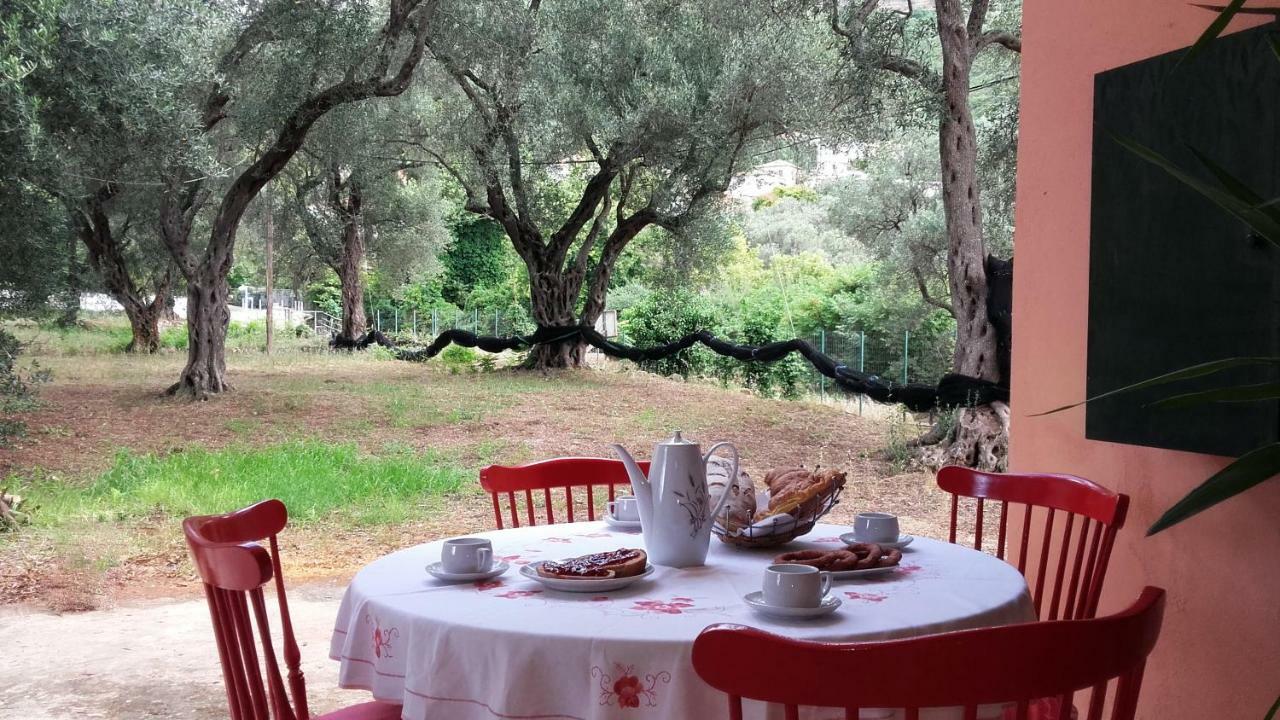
[1113, 135, 1280, 245]
[1180, 0, 1249, 69]
[1032, 357, 1280, 416]
[1148, 381, 1280, 409]
[1148, 442, 1280, 535]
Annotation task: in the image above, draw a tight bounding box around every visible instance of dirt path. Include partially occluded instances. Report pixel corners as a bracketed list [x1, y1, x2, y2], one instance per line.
[0, 582, 363, 720]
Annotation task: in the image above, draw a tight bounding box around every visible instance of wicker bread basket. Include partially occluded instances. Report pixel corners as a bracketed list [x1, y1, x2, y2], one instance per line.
[712, 484, 843, 548]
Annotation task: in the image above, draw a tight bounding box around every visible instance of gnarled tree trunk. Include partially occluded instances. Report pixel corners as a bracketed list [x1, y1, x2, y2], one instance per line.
[169, 274, 231, 398]
[75, 183, 173, 353]
[336, 220, 368, 341]
[918, 0, 1012, 471]
[526, 267, 587, 369]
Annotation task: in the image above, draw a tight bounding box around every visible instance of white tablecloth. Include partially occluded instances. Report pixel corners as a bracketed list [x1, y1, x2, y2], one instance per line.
[330, 522, 1035, 720]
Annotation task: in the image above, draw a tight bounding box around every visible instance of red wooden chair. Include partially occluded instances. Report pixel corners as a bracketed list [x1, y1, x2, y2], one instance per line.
[478, 457, 649, 528]
[693, 586, 1166, 720]
[936, 466, 1129, 620]
[183, 500, 401, 720]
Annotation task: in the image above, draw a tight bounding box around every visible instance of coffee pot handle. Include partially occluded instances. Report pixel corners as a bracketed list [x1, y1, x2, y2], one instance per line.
[702, 441, 740, 522]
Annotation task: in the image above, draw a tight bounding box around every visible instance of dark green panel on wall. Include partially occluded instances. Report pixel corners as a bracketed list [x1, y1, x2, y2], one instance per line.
[1087, 23, 1280, 457]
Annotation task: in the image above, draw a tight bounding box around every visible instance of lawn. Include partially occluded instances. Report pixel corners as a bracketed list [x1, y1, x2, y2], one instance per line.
[0, 324, 950, 612]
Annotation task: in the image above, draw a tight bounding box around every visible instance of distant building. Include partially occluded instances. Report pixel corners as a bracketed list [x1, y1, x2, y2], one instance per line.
[727, 160, 802, 202]
[811, 143, 867, 184]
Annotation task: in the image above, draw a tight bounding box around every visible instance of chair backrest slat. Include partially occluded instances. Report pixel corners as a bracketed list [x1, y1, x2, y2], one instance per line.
[1032, 507, 1056, 617]
[996, 500, 1009, 559]
[692, 588, 1166, 719]
[479, 458, 649, 528]
[1047, 512, 1076, 621]
[937, 467, 1129, 620]
[1017, 504, 1033, 574]
[1076, 521, 1104, 620]
[1063, 517, 1091, 620]
[490, 493, 505, 530]
[184, 499, 310, 720]
[973, 498, 984, 550]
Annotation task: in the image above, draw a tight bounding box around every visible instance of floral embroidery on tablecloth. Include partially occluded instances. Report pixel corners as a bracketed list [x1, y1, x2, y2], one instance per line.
[633, 597, 695, 615]
[498, 553, 535, 565]
[495, 589, 543, 599]
[811, 536, 844, 543]
[573, 531, 613, 538]
[591, 663, 671, 709]
[544, 537, 573, 544]
[844, 591, 888, 603]
[362, 612, 399, 659]
[591, 596, 611, 602]
[474, 579, 505, 591]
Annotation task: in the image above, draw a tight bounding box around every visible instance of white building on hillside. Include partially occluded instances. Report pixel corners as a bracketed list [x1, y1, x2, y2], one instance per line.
[811, 143, 867, 184]
[727, 159, 801, 202]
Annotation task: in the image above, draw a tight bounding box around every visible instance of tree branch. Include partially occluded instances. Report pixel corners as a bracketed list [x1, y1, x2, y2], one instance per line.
[911, 263, 955, 316]
[975, 31, 1022, 54]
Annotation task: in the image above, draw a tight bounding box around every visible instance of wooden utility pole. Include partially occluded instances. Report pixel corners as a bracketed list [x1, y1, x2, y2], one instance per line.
[264, 196, 275, 355]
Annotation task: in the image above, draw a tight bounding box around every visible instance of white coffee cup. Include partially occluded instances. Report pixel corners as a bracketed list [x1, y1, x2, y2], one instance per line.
[609, 495, 640, 522]
[854, 512, 900, 543]
[763, 563, 831, 608]
[441, 537, 493, 574]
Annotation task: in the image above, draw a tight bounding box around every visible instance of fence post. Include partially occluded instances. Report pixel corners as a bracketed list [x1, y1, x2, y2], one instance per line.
[394, 309, 400, 334]
[819, 329, 827, 402]
[412, 310, 418, 341]
[494, 311, 499, 336]
[376, 310, 381, 332]
[432, 308, 438, 337]
[859, 331, 866, 416]
[902, 330, 910, 384]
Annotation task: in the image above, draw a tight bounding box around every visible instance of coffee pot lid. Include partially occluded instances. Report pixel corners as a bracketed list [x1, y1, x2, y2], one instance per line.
[661, 430, 695, 445]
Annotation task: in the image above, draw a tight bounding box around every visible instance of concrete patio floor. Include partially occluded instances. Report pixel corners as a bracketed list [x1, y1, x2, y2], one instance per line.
[0, 583, 367, 719]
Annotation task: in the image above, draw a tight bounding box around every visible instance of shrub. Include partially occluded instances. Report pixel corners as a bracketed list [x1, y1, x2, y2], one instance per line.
[621, 289, 721, 378]
[0, 328, 50, 445]
[440, 344, 478, 372]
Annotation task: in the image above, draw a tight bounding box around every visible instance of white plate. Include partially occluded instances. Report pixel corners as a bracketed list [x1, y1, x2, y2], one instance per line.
[744, 590, 842, 619]
[826, 564, 900, 581]
[520, 562, 655, 592]
[839, 532, 914, 550]
[427, 561, 509, 582]
[603, 514, 643, 530]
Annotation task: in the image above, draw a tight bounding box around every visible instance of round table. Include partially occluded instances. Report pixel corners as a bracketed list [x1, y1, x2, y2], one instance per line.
[330, 522, 1035, 720]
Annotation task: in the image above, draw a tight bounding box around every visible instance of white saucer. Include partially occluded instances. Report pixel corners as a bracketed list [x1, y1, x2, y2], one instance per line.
[427, 561, 509, 582]
[839, 532, 914, 550]
[827, 564, 899, 581]
[743, 591, 842, 619]
[520, 562, 655, 592]
[603, 514, 642, 530]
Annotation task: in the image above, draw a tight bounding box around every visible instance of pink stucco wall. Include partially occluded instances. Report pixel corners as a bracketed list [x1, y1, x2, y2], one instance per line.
[1010, 2, 1280, 718]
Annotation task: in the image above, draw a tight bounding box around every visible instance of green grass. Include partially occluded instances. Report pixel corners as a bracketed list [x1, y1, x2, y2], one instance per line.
[4, 315, 317, 356]
[17, 440, 471, 527]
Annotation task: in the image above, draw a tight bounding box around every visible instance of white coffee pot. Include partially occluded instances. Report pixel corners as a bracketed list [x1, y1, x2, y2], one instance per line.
[611, 431, 739, 568]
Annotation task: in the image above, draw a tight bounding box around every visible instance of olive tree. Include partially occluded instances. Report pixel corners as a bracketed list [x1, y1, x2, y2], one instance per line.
[830, 0, 1021, 469]
[157, 0, 439, 397]
[420, 0, 841, 368]
[289, 100, 451, 342]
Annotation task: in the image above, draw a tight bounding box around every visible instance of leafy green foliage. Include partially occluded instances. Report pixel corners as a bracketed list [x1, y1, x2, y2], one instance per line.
[0, 328, 50, 445]
[621, 290, 722, 378]
[441, 215, 515, 306]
